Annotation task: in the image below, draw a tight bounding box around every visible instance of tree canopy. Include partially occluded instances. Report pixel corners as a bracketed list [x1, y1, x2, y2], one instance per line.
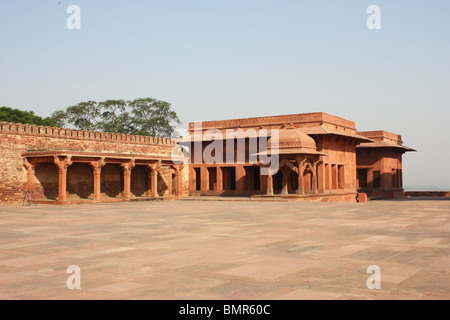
[51, 98, 181, 138]
[0, 107, 57, 126]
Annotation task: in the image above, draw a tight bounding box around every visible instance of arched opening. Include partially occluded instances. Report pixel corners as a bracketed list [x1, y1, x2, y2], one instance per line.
[101, 164, 122, 198]
[35, 163, 58, 200]
[131, 166, 147, 197]
[303, 166, 313, 194]
[158, 172, 168, 196]
[171, 172, 176, 195]
[273, 170, 283, 194]
[67, 163, 93, 199]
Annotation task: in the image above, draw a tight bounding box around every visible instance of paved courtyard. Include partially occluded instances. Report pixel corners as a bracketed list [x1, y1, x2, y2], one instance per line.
[0, 199, 449, 300]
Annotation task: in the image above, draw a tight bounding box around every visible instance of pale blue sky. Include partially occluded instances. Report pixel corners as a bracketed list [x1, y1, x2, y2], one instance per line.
[0, 0, 449, 189]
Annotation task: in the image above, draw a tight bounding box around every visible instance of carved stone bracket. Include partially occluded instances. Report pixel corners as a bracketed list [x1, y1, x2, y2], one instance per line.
[90, 157, 106, 174]
[53, 155, 73, 170]
[22, 157, 35, 173]
[120, 159, 136, 172]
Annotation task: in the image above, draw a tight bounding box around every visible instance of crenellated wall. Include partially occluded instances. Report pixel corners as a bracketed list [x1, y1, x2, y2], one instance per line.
[0, 122, 175, 147]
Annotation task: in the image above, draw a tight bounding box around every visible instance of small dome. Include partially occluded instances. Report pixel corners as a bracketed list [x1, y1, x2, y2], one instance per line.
[269, 127, 317, 151]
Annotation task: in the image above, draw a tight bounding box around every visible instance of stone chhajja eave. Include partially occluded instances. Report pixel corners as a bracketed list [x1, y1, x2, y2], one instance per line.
[356, 141, 416, 152]
[21, 149, 185, 165]
[300, 125, 374, 143]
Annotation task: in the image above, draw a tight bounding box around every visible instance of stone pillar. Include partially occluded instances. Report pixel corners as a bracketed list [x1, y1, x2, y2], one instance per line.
[281, 167, 289, 195]
[297, 161, 305, 195]
[333, 165, 339, 190]
[236, 165, 245, 191]
[201, 166, 208, 191]
[146, 167, 152, 197]
[149, 163, 159, 198]
[266, 169, 274, 196]
[399, 169, 403, 189]
[54, 156, 73, 203]
[260, 166, 267, 193]
[121, 160, 135, 201]
[317, 161, 325, 194]
[217, 167, 223, 191]
[167, 169, 173, 196]
[90, 158, 105, 201]
[312, 162, 318, 194]
[23, 158, 36, 192]
[189, 166, 196, 192]
[174, 165, 183, 197]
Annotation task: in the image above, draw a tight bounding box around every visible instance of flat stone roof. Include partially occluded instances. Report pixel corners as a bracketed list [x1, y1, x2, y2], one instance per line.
[189, 112, 357, 132]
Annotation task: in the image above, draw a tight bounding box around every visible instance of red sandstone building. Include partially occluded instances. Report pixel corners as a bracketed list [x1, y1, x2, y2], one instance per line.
[0, 122, 185, 204]
[356, 130, 415, 199]
[180, 112, 415, 202]
[0, 112, 414, 204]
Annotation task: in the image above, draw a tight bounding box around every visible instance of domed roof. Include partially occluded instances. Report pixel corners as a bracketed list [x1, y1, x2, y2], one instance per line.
[262, 127, 324, 155]
[271, 127, 317, 150]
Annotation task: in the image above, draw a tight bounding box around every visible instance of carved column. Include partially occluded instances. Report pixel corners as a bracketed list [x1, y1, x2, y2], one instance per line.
[54, 156, 73, 203]
[148, 161, 160, 198]
[266, 167, 274, 196]
[23, 158, 36, 192]
[333, 164, 339, 190]
[312, 161, 318, 194]
[189, 166, 196, 192]
[259, 165, 267, 193]
[146, 167, 152, 197]
[121, 159, 135, 201]
[173, 164, 183, 197]
[236, 165, 245, 191]
[281, 166, 289, 195]
[297, 160, 305, 195]
[90, 158, 105, 201]
[317, 160, 325, 194]
[217, 166, 223, 191]
[201, 166, 208, 191]
[167, 169, 173, 196]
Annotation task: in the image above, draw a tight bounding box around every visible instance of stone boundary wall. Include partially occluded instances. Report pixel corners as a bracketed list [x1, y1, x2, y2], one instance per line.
[404, 191, 450, 197]
[0, 122, 175, 146]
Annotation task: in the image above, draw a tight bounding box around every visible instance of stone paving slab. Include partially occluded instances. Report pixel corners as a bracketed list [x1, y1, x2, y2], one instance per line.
[0, 200, 449, 300]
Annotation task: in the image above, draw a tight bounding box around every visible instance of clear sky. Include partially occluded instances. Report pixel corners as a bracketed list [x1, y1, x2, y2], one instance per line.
[0, 0, 449, 190]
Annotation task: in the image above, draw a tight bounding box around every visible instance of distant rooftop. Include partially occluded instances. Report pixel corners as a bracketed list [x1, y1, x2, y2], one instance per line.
[357, 130, 403, 145]
[357, 130, 416, 151]
[188, 112, 357, 133]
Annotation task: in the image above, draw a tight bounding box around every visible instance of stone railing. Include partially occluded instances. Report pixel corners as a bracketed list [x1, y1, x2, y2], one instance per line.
[404, 191, 450, 197]
[0, 121, 175, 145]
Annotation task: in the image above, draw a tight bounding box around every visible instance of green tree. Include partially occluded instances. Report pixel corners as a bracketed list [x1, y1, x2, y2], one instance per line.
[97, 100, 130, 134]
[0, 107, 57, 126]
[51, 98, 181, 138]
[63, 101, 100, 131]
[127, 98, 181, 138]
[50, 110, 68, 128]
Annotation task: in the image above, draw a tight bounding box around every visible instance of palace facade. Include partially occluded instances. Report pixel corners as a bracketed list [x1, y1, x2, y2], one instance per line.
[180, 112, 415, 202]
